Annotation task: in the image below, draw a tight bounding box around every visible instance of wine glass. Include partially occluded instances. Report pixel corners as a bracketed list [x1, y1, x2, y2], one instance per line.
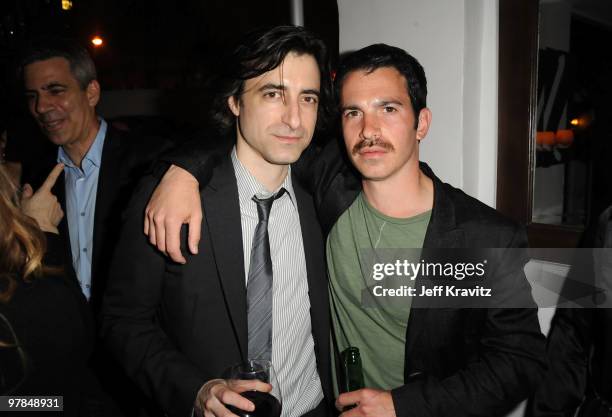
[224, 359, 282, 417]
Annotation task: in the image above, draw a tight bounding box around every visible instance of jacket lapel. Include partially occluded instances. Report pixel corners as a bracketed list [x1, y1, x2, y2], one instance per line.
[405, 163, 465, 360]
[294, 177, 327, 325]
[201, 156, 248, 360]
[54, 171, 76, 280]
[91, 127, 122, 298]
[293, 177, 329, 376]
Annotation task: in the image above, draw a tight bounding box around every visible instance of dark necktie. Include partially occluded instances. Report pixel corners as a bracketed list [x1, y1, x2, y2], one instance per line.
[247, 188, 286, 361]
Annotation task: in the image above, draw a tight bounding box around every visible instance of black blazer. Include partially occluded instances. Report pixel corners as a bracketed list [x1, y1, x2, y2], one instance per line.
[101, 156, 333, 417]
[304, 140, 547, 417]
[162, 137, 547, 417]
[52, 125, 175, 317]
[388, 165, 546, 417]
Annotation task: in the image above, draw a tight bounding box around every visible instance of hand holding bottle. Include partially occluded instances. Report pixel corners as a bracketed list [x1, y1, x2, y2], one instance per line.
[336, 389, 396, 417]
[337, 347, 396, 417]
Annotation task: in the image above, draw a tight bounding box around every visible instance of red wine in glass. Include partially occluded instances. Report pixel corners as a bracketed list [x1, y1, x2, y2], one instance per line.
[226, 391, 281, 417]
[224, 359, 282, 417]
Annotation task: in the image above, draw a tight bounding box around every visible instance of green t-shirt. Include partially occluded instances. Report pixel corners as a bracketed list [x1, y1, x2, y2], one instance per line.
[327, 192, 431, 391]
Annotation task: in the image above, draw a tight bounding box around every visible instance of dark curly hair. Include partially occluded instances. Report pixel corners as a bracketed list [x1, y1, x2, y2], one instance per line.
[209, 25, 334, 136]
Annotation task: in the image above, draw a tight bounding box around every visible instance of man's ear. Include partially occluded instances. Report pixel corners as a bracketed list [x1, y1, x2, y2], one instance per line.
[228, 96, 240, 117]
[415, 108, 432, 142]
[87, 80, 101, 107]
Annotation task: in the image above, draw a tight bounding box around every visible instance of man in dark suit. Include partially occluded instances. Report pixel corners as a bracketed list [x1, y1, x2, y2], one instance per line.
[19, 39, 174, 315]
[101, 26, 334, 417]
[19, 39, 174, 415]
[143, 43, 547, 417]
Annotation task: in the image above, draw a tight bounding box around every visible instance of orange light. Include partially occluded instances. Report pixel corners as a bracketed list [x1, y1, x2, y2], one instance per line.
[570, 118, 579, 126]
[536, 131, 555, 146]
[61, 0, 73, 10]
[91, 36, 103, 47]
[555, 129, 574, 146]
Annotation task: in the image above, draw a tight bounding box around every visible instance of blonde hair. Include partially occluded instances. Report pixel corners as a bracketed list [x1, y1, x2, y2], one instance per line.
[0, 165, 47, 303]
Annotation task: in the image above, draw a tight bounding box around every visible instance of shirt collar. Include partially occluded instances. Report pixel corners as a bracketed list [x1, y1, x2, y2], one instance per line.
[57, 118, 107, 171]
[231, 146, 296, 210]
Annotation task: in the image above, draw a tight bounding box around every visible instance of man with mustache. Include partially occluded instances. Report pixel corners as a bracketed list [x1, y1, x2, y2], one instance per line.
[102, 26, 335, 417]
[144, 44, 547, 417]
[18, 38, 174, 415]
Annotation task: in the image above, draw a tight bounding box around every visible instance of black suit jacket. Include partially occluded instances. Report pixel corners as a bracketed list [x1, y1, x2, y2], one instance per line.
[161, 137, 547, 417]
[101, 156, 333, 417]
[52, 125, 175, 317]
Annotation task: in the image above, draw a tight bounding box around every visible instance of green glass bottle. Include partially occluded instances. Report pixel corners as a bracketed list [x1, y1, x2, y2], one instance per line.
[342, 347, 365, 392]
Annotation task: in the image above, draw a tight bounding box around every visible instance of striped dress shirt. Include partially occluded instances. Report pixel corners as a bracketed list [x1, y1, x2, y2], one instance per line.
[231, 148, 324, 417]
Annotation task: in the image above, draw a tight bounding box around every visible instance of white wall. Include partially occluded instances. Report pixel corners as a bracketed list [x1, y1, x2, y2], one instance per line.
[338, 0, 498, 207]
[463, 0, 498, 207]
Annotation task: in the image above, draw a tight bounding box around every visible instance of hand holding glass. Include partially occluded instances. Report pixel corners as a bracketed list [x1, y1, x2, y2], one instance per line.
[224, 360, 282, 417]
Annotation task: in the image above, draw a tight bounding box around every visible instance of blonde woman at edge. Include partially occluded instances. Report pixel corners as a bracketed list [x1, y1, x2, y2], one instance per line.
[0, 163, 107, 416]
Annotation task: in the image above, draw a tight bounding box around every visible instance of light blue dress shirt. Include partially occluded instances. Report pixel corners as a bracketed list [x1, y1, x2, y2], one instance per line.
[57, 119, 107, 299]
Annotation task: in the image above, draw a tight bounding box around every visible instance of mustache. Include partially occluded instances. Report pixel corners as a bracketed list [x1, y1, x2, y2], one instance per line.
[352, 138, 394, 155]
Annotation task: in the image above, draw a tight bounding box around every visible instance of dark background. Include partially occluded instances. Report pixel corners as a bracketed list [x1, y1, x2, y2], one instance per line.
[0, 0, 339, 124]
[0, 0, 339, 185]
